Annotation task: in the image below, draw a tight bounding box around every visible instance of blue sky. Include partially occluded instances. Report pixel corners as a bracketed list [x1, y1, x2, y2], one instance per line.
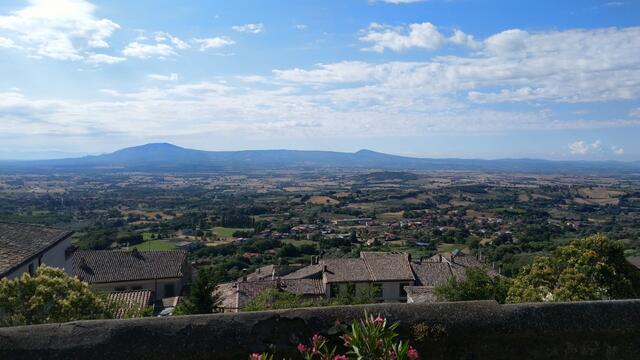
[0, 0, 639, 160]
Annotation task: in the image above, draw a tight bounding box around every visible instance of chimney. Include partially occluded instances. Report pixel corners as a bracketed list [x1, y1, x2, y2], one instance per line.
[241, 268, 248, 282]
[438, 254, 443, 262]
[407, 253, 411, 263]
[271, 268, 276, 280]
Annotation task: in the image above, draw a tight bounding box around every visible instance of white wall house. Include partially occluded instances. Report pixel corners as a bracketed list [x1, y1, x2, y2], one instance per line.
[0, 223, 74, 279]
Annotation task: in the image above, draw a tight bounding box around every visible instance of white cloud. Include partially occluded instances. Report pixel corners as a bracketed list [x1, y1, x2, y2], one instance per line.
[630, 108, 640, 117]
[569, 140, 625, 156]
[0, 36, 16, 48]
[294, 24, 307, 30]
[85, 53, 126, 64]
[122, 42, 176, 59]
[193, 37, 235, 51]
[611, 146, 625, 155]
[360, 22, 444, 52]
[273, 61, 379, 83]
[569, 141, 589, 155]
[360, 22, 481, 52]
[147, 73, 179, 81]
[232, 23, 264, 34]
[153, 31, 190, 49]
[0, 0, 119, 60]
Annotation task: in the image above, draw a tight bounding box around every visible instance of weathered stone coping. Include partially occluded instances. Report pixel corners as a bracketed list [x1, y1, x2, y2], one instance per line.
[1, 299, 639, 359]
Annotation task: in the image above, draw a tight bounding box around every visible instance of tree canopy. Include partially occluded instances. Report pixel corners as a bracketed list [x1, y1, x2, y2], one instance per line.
[506, 234, 640, 303]
[434, 267, 510, 304]
[0, 267, 114, 327]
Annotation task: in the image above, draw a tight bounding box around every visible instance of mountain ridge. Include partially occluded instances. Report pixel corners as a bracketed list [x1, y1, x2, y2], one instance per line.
[0, 143, 638, 173]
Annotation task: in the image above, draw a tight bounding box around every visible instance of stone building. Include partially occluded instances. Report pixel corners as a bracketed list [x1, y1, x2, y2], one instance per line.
[71, 249, 189, 301]
[0, 223, 74, 279]
[218, 251, 496, 311]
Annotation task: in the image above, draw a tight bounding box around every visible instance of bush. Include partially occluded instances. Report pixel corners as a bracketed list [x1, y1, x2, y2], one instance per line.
[0, 267, 115, 327]
[507, 234, 640, 303]
[249, 313, 420, 360]
[434, 267, 510, 304]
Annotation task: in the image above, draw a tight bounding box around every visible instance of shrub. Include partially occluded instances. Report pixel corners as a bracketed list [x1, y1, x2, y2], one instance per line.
[0, 267, 115, 327]
[248, 312, 420, 360]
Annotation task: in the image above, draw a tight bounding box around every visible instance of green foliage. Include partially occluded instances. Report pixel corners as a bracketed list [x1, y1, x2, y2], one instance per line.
[434, 267, 510, 304]
[244, 289, 318, 312]
[260, 313, 420, 359]
[506, 234, 640, 303]
[174, 268, 219, 315]
[331, 284, 380, 306]
[0, 267, 114, 327]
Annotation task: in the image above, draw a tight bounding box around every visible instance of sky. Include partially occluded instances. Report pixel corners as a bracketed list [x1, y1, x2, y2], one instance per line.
[0, 0, 639, 160]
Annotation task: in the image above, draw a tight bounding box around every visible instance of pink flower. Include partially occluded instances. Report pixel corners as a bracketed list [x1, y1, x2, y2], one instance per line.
[297, 343, 307, 353]
[389, 350, 398, 359]
[407, 346, 420, 360]
[373, 314, 384, 325]
[334, 355, 347, 360]
[312, 334, 323, 345]
[251, 353, 262, 360]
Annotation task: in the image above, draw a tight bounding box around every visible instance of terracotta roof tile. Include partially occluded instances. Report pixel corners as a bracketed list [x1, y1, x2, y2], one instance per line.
[107, 290, 152, 319]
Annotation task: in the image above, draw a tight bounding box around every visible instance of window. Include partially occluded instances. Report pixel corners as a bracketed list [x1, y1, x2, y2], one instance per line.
[164, 284, 175, 297]
[114, 287, 126, 292]
[373, 283, 383, 299]
[399, 283, 410, 298]
[131, 285, 142, 290]
[329, 283, 340, 298]
[28, 263, 35, 276]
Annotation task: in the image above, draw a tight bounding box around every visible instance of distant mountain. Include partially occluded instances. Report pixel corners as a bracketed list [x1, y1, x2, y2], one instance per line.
[0, 143, 638, 173]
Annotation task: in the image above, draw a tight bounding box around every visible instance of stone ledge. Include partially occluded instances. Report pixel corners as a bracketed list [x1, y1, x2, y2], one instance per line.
[1, 300, 639, 359]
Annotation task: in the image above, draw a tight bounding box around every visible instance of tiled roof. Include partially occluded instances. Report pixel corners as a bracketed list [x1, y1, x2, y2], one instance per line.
[281, 278, 325, 296]
[0, 223, 72, 276]
[322, 252, 415, 283]
[107, 290, 152, 319]
[411, 262, 454, 287]
[244, 264, 306, 281]
[282, 264, 323, 279]
[412, 254, 499, 287]
[322, 258, 372, 283]
[627, 256, 640, 269]
[216, 278, 325, 311]
[361, 252, 415, 282]
[71, 250, 186, 283]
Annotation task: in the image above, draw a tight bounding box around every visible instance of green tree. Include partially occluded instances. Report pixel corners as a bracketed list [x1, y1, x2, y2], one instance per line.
[244, 289, 314, 311]
[174, 268, 219, 315]
[507, 234, 640, 303]
[0, 267, 114, 327]
[434, 267, 510, 304]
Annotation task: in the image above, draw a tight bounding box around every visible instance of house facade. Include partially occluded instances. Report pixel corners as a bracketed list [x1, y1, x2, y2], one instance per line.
[0, 223, 74, 279]
[217, 251, 419, 312]
[71, 249, 189, 301]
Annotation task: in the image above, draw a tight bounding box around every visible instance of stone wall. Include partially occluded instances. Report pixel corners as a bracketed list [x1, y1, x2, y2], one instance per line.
[1, 300, 639, 359]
